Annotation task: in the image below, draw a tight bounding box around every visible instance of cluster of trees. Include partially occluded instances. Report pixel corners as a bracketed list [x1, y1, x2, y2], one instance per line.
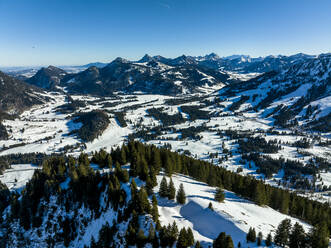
[1, 140, 330, 247]
[112, 141, 331, 235]
[0, 122, 8, 140]
[242, 152, 316, 182]
[113, 111, 127, 127]
[56, 95, 86, 114]
[180, 105, 211, 121]
[293, 138, 312, 148]
[147, 107, 185, 126]
[178, 125, 210, 140]
[273, 218, 329, 248]
[213, 232, 234, 248]
[238, 136, 281, 154]
[228, 95, 250, 112]
[72, 110, 110, 142]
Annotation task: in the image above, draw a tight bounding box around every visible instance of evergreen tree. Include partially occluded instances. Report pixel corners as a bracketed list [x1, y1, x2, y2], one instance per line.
[177, 228, 188, 248]
[237, 242, 241, 248]
[309, 221, 330, 248]
[246, 227, 256, 243]
[289, 222, 306, 248]
[145, 175, 154, 196]
[208, 202, 214, 210]
[257, 231, 263, 246]
[168, 178, 176, 200]
[213, 232, 234, 248]
[137, 228, 147, 248]
[159, 176, 168, 198]
[176, 183, 186, 204]
[274, 218, 291, 247]
[151, 194, 159, 223]
[187, 227, 194, 246]
[265, 233, 272, 246]
[120, 146, 127, 165]
[254, 183, 267, 206]
[215, 187, 225, 202]
[195, 241, 201, 248]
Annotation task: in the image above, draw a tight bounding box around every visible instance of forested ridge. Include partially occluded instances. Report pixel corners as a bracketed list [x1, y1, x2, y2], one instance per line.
[0, 141, 329, 247]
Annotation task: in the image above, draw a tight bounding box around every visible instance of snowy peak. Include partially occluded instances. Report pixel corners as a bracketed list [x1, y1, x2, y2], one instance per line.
[26, 65, 67, 89]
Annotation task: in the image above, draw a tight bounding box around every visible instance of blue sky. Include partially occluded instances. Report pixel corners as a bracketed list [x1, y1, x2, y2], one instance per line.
[0, 0, 330, 66]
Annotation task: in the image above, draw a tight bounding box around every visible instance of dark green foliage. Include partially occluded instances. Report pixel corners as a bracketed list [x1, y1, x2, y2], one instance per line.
[73, 110, 109, 142]
[238, 136, 281, 154]
[114, 111, 127, 127]
[0, 122, 8, 140]
[180, 105, 211, 121]
[213, 232, 234, 248]
[228, 95, 249, 112]
[215, 187, 225, 203]
[168, 178, 176, 200]
[274, 218, 291, 247]
[257, 231, 263, 246]
[309, 221, 330, 248]
[159, 176, 168, 198]
[289, 222, 306, 248]
[0, 182, 10, 215]
[91, 149, 112, 168]
[176, 183, 186, 204]
[147, 107, 185, 126]
[177, 227, 195, 248]
[159, 222, 179, 247]
[97, 222, 117, 247]
[246, 227, 256, 243]
[265, 233, 272, 246]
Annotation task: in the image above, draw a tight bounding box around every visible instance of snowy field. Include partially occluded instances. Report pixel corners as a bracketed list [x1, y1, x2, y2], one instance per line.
[156, 173, 311, 247]
[0, 164, 40, 192]
[0, 89, 330, 203]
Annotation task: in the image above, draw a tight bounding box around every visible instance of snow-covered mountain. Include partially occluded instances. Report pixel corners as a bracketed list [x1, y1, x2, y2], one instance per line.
[26, 66, 68, 89]
[0, 71, 46, 115]
[61, 57, 230, 95]
[220, 53, 331, 131]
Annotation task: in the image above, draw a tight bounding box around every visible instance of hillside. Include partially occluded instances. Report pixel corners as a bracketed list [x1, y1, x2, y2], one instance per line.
[26, 66, 67, 89]
[0, 71, 46, 115]
[1, 142, 329, 247]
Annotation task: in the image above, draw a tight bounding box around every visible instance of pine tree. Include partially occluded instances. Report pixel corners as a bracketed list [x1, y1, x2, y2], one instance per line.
[246, 227, 256, 243]
[208, 202, 214, 210]
[257, 231, 263, 246]
[237, 242, 241, 248]
[120, 146, 127, 165]
[289, 222, 306, 248]
[265, 233, 272, 246]
[215, 187, 225, 202]
[309, 221, 330, 248]
[145, 175, 154, 196]
[176, 183, 186, 204]
[168, 178, 176, 200]
[195, 241, 201, 248]
[159, 176, 168, 198]
[187, 227, 194, 246]
[151, 194, 159, 223]
[213, 232, 234, 248]
[254, 183, 267, 206]
[177, 228, 188, 248]
[274, 218, 291, 247]
[137, 228, 147, 248]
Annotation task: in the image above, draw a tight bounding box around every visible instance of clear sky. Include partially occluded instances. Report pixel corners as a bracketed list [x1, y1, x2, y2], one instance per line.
[0, 0, 330, 66]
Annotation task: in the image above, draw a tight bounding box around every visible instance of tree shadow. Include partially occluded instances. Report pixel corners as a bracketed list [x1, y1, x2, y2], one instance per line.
[180, 201, 247, 245]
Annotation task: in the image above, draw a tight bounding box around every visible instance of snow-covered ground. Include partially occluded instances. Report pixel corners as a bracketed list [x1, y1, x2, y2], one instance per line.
[156, 173, 311, 247]
[0, 89, 330, 202]
[0, 164, 40, 192]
